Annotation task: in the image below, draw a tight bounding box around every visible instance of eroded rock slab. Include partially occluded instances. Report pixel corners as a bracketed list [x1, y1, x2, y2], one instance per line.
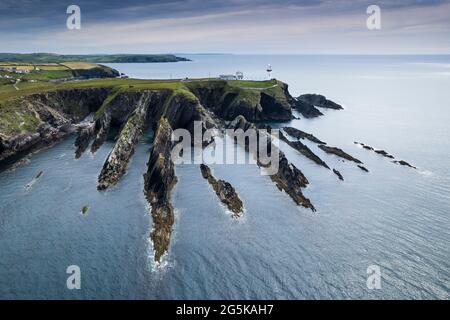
[298, 94, 343, 110]
[143, 117, 177, 263]
[74, 123, 95, 159]
[200, 164, 244, 218]
[292, 99, 323, 118]
[333, 169, 344, 181]
[98, 92, 152, 190]
[393, 160, 416, 169]
[318, 145, 363, 164]
[357, 165, 369, 172]
[283, 127, 326, 145]
[354, 141, 395, 159]
[279, 131, 330, 169]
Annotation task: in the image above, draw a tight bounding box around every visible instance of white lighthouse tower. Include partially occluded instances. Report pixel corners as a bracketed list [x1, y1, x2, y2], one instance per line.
[266, 64, 273, 79]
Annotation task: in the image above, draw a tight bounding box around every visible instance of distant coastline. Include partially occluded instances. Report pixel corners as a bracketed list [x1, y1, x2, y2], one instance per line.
[0, 53, 190, 63]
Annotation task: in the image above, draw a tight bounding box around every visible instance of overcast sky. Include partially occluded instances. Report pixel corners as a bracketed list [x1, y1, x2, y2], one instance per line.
[1, 0, 449, 54]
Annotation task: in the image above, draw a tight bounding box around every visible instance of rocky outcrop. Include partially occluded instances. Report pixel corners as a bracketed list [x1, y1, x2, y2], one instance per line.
[333, 169, 344, 181]
[298, 94, 343, 110]
[283, 127, 326, 145]
[143, 117, 177, 263]
[293, 94, 343, 118]
[97, 92, 153, 190]
[74, 123, 95, 159]
[229, 115, 315, 211]
[200, 164, 244, 218]
[279, 131, 330, 169]
[354, 141, 416, 169]
[318, 145, 363, 164]
[357, 165, 369, 172]
[354, 142, 394, 159]
[292, 99, 323, 118]
[393, 160, 416, 169]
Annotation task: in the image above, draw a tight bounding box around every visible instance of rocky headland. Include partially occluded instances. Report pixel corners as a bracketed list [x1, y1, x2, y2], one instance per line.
[1, 77, 414, 262]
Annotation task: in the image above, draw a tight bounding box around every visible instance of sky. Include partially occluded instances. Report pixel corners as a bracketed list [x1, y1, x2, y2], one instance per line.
[1, 0, 449, 54]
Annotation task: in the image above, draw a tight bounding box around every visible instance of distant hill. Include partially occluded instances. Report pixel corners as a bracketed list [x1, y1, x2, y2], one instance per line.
[0, 53, 190, 63]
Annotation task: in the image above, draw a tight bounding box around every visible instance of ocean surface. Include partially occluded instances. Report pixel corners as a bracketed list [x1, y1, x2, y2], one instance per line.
[0, 55, 449, 299]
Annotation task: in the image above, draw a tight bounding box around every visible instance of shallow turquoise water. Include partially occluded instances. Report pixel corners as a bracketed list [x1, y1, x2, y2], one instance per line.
[0, 55, 449, 299]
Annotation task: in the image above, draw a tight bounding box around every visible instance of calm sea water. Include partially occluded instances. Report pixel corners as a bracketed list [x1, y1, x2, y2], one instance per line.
[0, 55, 449, 299]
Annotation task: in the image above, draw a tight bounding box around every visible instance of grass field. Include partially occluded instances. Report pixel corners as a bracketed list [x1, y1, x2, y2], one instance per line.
[0, 77, 279, 102]
[60, 62, 98, 70]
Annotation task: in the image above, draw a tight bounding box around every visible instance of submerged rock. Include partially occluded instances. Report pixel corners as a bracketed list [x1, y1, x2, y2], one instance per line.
[81, 205, 89, 215]
[318, 145, 363, 164]
[200, 164, 244, 218]
[283, 127, 326, 145]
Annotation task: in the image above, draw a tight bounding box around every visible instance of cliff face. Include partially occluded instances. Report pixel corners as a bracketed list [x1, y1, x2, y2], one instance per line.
[185, 80, 292, 122]
[0, 88, 111, 162]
